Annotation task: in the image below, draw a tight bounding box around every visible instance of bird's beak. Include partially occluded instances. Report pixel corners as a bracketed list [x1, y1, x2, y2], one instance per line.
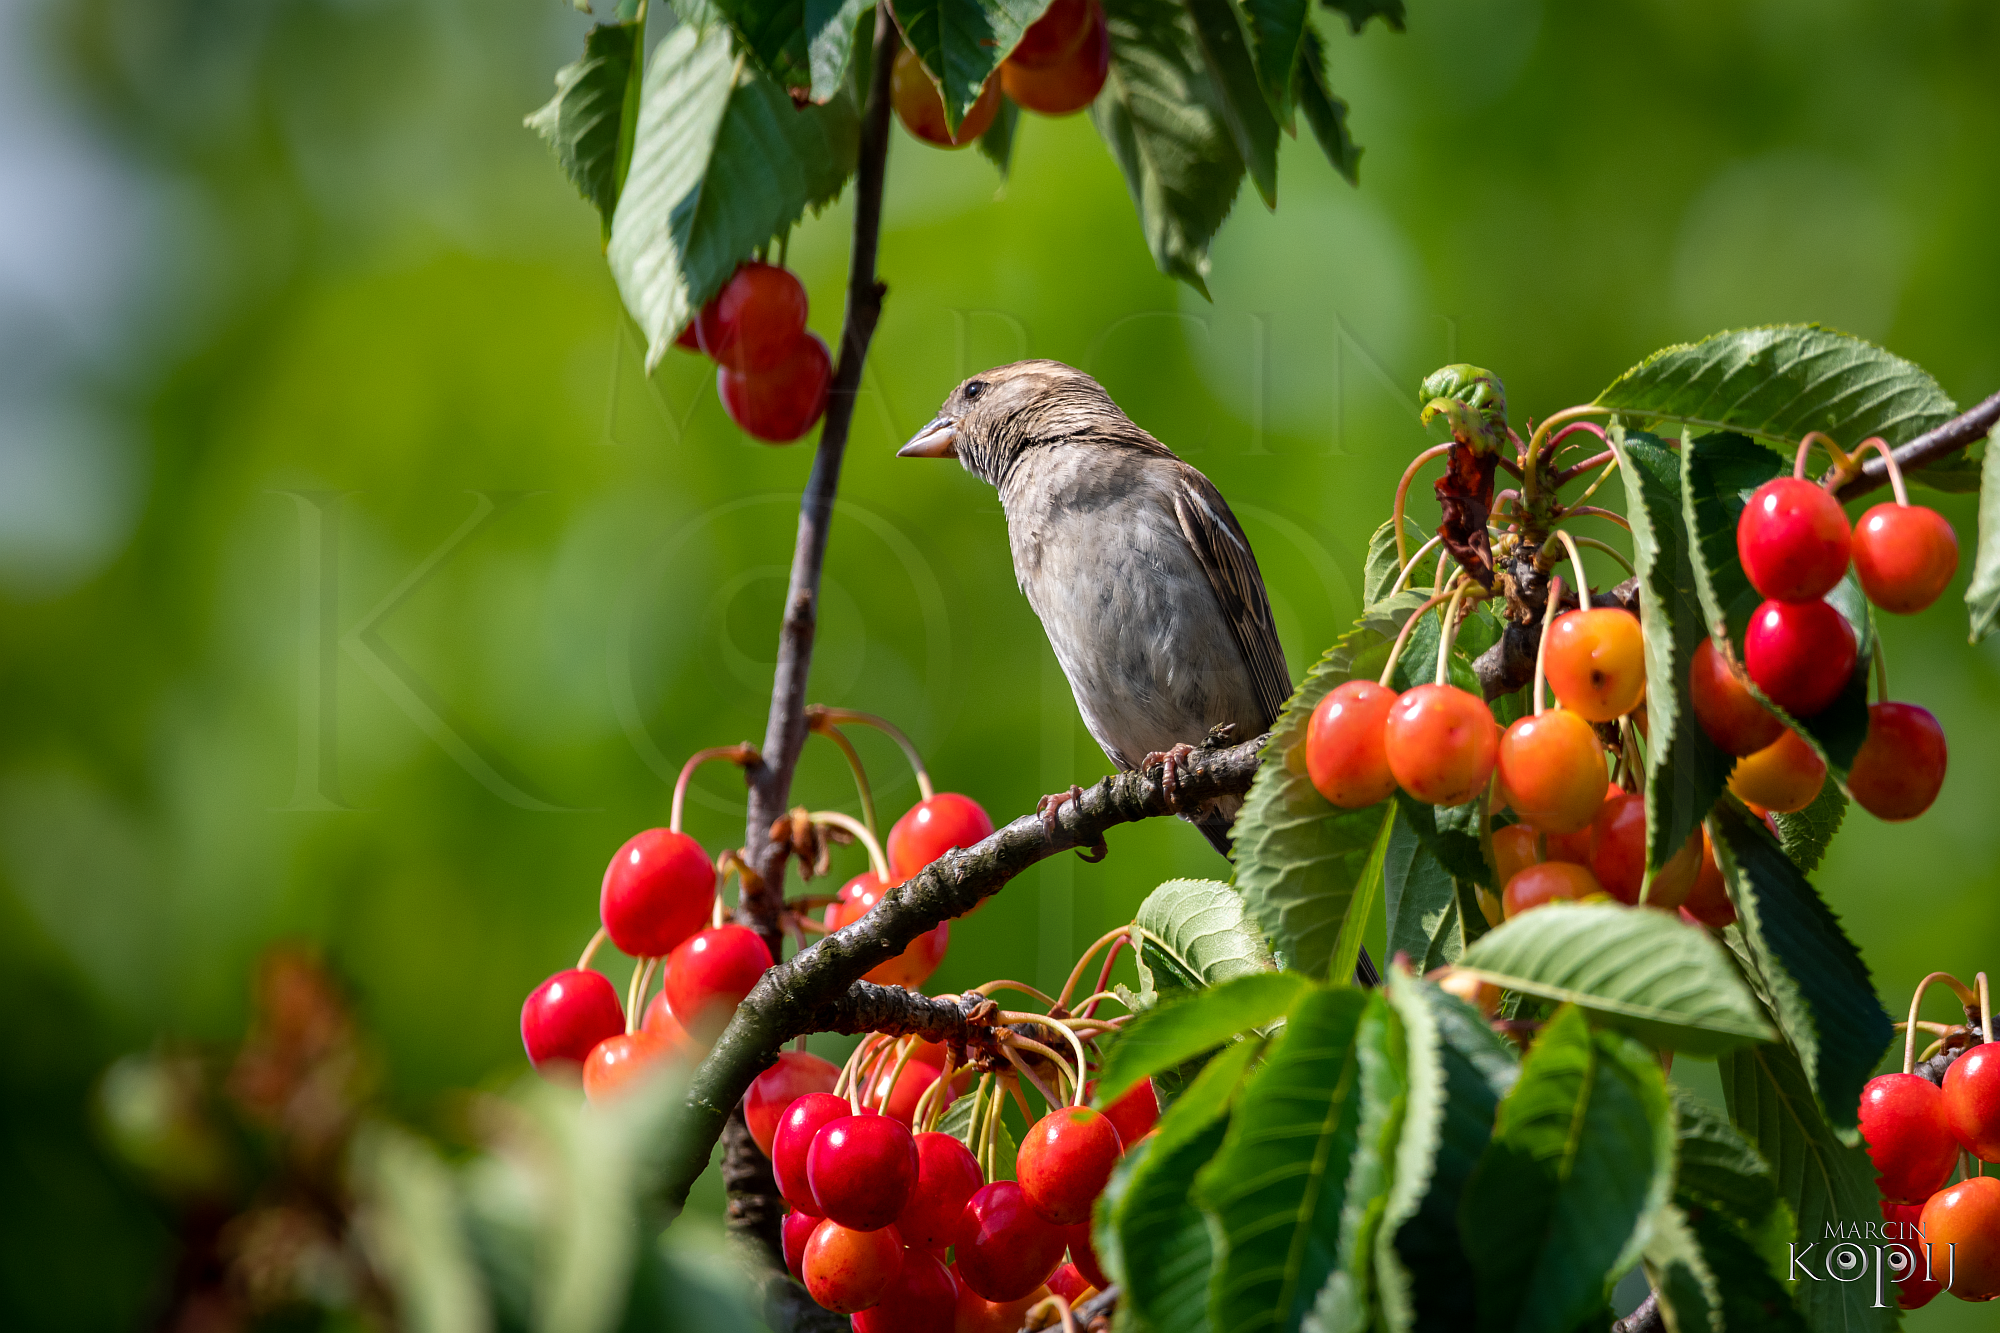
[898, 417, 959, 459]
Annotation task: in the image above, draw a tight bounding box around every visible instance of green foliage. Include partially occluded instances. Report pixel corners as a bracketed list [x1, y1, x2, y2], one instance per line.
[1769, 780, 1846, 875]
[1133, 877, 1280, 1004]
[939, 1082, 1019, 1177]
[1638, 1203, 1722, 1333]
[1320, 0, 1406, 33]
[526, 22, 644, 233]
[1296, 26, 1361, 185]
[1096, 971, 1311, 1103]
[1382, 810, 1461, 974]
[1456, 902, 1773, 1056]
[897, 0, 1048, 129]
[1363, 518, 1428, 607]
[1457, 1006, 1673, 1333]
[1241, 0, 1311, 125]
[1364, 969, 1447, 1333]
[1709, 803, 1892, 1135]
[1969, 422, 2000, 641]
[1669, 1087, 1794, 1283]
[806, 0, 874, 99]
[1390, 792, 1488, 890]
[1184, 0, 1280, 208]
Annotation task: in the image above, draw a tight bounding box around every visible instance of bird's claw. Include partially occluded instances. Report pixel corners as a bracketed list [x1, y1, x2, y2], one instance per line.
[1038, 784, 1108, 862]
[1142, 743, 1200, 812]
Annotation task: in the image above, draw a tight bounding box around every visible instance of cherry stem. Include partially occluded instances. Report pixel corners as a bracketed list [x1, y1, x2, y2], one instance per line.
[1435, 583, 1472, 688]
[1392, 444, 1454, 570]
[1561, 533, 1636, 576]
[1906, 971, 1980, 1072]
[626, 955, 660, 1035]
[1796, 430, 1855, 483]
[1854, 437, 1912, 507]
[671, 744, 759, 835]
[807, 808, 891, 882]
[1001, 1015, 1089, 1106]
[1390, 533, 1446, 596]
[577, 925, 608, 972]
[1896, 1020, 1962, 1035]
[1620, 716, 1645, 798]
[834, 1031, 880, 1103]
[1559, 504, 1632, 532]
[1549, 529, 1593, 609]
[999, 1036, 1067, 1110]
[913, 1045, 957, 1132]
[1057, 926, 1132, 1011]
[1079, 935, 1130, 1020]
[985, 1077, 1010, 1180]
[1546, 421, 1609, 457]
[1980, 972, 1992, 1047]
[1533, 574, 1564, 717]
[975, 978, 1059, 1008]
[876, 1035, 923, 1113]
[1432, 549, 1453, 597]
[1028, 1296, 1080, 1333]
[1568, 454, 1623, 508]
[808, 706, 934, 802]
[1523, 405, 1613, 511]
[809, 720, 879, 839]
[1005, 1075, 1036, 1126]
[1378, 589, 1455, 688]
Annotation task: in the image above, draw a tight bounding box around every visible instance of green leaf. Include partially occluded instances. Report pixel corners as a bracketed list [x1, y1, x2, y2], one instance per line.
[1322, 995, 1406, 1326]
[1670, 1085, 1794, 1283]
[1769, 779, 1846, 875]
[1184, 0, 1280, 210]
[1458, 1007, 1675, 1333]
[1456, 902, 1775, 1056]
[1967, 422, 2000, 641]
[1641, 1202, 1723, 1333]
[1367, 969, 1446, 1333]
[351, 1122, 491, 1333]
[1682, 1205, 1808, 1333]
[1240, 0, 1309, 125]
[1719, 1038, 1895, 1333]
[1296, 24, 1361, 185]
[1133, 877, 1279, 1004]
[1709, 802, 1892, 1136]
[1097, 972, 1312, 1105]
[708, 0, 813, 92]
[1383, 809, 1463, 974]
[806, 0, 872, 102]
[607, 25, 859, 369]
[1392, 792, 1490, 891]
[976, 93, 1018, 177]
[1103, 1038, 1264, 1333]
[895, 0, 1047, 130]
[1319, 0, 1405, 33]
[527, 22, 643, 231]
[1607, 427, 1731, 878]
[1092, 0, 1247, 296]
[1363, 517, 1428, 608]
[1598, 324, 1958, 453]
[1196, 987, 1372, 1333]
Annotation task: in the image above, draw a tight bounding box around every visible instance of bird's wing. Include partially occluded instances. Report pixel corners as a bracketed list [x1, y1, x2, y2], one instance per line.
[1169, 466, 1293, 727]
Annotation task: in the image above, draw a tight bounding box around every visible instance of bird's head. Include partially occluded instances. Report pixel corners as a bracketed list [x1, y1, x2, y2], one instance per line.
[898, 359, 1131, 486]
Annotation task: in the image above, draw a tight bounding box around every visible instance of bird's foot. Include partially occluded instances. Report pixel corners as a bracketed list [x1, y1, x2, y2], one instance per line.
[1038, 784, 1108, 862]
[1200, 722, 1237, 751]
[1142, 743, 1200, 812]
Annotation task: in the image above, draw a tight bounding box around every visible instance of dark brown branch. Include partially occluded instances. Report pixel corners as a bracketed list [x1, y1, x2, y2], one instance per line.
[654, 734, 1272, 1215]
[1827, 387, 2000, 501]
[1612, 1291, 1662, 1333]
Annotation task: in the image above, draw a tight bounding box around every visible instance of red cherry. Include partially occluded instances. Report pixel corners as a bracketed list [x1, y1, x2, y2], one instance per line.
[1736, 477, 1852, 601]
[599, 828, 716, 958]
[891, 47, 1001, 148]
[1497, 709, 1607, 835]
[1047, 1262, 1093, 1304]
[1859, 1073, 1960, 1203]
[1880, 1199, 1945, 1309]
[520, 968, 625, 1077]
[956, 1181, 1068, 1302]
[774, 1092, 853, 1215]
[1688, 637, 1785, 757]
[580, 1030, 672, 1103]
[1544, 792, 1613, 866]
[717, 331, 831, 444]
[1304, 679, 1400, 808]
[868, 1048, 958, 1125]
[1063, 1220, 1111, 1292]
[808, 1114, 920, 1231]
[663, 925, 771, 1041]
[802, 1218, 905, 1314]
[1437, 968, 1503, 1016]
[673, 322, 702, 352]
[826, 875, 951, 991]
[1099, 1077, 1159, 1148]
[1001, 2, 1108, 116]
[1492, 823, 1540, 887]
[1743, 598, 1856, 717]
[888, 794, 996, 879]
[1381, 684, 1500, 807]
[1016, 1106, 1123, 1226]
[895, 1132, 985, 1249]
[1918, 1174, 2000, 1300]
[1680, 828, 1734, 928]
[640, 990, 693, 1053]
[1585, 794, 1701, 909]
[852, 1246, 957, 1333]
[1942, 1044, 2000, 1161]
[1851, 502, 1957, 615]
[783, 1208, 817, 1279]
[744, 1050, 840, 1157]
[1726, 729, 1826, 814]
[694, 262, 809, 374]
[1543, 609, 1647, 722]
[1007, 0, 1092, 66]
[951, 1268, 1047, 1333]
[1847, 702, 1947, 822]
[1500, 861, 1600, 918]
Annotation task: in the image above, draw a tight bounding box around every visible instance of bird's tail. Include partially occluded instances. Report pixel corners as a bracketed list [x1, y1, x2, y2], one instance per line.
[1191, 809, 1380, 988]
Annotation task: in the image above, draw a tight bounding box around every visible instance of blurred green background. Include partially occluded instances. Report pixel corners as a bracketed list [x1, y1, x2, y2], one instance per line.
[4, 0, 1998, 1324]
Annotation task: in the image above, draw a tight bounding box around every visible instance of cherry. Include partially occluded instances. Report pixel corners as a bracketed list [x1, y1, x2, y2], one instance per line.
[1007, 0, 1092, 66]
[694, 262, 809, 373]
[1726, 729, 1826, 814]
[891, 47, 1001, 149]
[1679, 828, 1735, 928]
[1847, 702, 1947, 822]
[1497, 709, 1607, 835]
[580, 1030, 672, 1103]
[599, 828, 716, 958]
[1743, 598, 1856, 717]
[826, 874, 951, 991]
[1942, 1044, 2000, 1161]
[1543, 790, 1615, 866]
[1500, 861, 1600, 918]
[809, 1113, 921, 1231]
[744, 1050, 840, 1157]
[1047, 1262, 1094, 1304]
[717, 331, 831, 443]
[1098, 1077, 1159, 1148]
[774, 1091, 853, 1215]
[640, 990, 693, 1053]
[852, 1246, 957, 1333]
[1736, 477, 1852, 602]
[1543, 608, 1647, 723]
[674, 321, 702, 352]
[1436, 968, 1502, 1017]
[783, 1207, 817, 1279]
[1492, 823, 1541, 887]
[1017, 1105, 1123, 1225]
[1382, 684, 1500, 807]
[520, 968, 625, 1076]
[1063, 1220, 1110, 1291]
[1858, 1073, 1959, 1203]
[1688, 637, 1785, 757]
[1918, 1174, 2000, 1300]
[663, 924, 772, 1040]
[952, 1270, 1048, 1333]
[868, 1047, 958, 1125]
[1588, 794, 1699, 908]
[895, 1132, 985, 1249]
[1878, 1200, 1945, 1309]
[1852, 502, 1957, 614]
[1001, 1, 1108, 116]
[956, 1181, 1068, 1302]
[802, 1218, 905, 1314]
[1305, 679, 1400, 808]
[888, 793, 996, 879]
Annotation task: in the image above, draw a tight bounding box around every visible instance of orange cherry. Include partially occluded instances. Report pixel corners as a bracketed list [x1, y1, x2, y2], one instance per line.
[892, 47, 1000, 149]
[1688, 636, 1784, 757]
[1381, 684, 1499, 807]
[1543, 608, 1646, 722]
[1726, 730, 1826, 814]
[1501, 861, 1602, 918]
[1497, 709, 1608, 834]
[1491, 823, 1541, 886]
[1304, 679, 1400, 808]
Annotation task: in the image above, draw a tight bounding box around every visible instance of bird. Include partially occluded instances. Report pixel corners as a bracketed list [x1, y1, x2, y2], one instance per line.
[899, 359, 1379, 986]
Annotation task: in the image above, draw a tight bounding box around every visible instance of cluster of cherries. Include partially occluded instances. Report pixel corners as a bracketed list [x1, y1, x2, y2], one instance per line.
[892, 0, 1109, 149]
[673, 261, 831, 443]
[517, 715, 995, 1102]
[1858, 971, 2000, 1307]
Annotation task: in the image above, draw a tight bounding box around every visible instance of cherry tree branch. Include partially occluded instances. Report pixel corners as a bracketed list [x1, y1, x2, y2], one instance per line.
[1826, 387, 2000, 502]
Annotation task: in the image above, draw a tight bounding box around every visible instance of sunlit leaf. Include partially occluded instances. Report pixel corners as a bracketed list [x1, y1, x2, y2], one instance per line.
[1769, 779, 1846, 875]
[1185, 0, 1280, 208]
[895, 0, 1047, 130]
[1133, 877, 1279, 1004]
[1096, 971, 1311, 1105]
[526, 22, 643, 232]
[1641, 1202, 1722, 1333]
[1383, 809, 1462, 974]
[1967, 423, 2000, 641]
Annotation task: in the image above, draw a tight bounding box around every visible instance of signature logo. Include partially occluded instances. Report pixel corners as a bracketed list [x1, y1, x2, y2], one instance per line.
[1789, 1220, 1952, 1308]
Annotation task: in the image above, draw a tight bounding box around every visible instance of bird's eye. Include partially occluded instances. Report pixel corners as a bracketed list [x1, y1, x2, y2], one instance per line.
[963, 380, 987, 402]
